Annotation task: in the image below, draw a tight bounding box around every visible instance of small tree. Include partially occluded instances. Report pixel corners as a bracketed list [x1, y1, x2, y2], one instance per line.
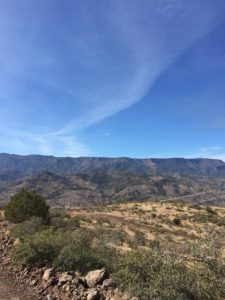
[4, 188, 49, 223]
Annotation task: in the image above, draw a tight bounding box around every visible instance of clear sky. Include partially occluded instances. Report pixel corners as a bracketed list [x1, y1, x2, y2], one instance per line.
[0, 0, 225, 160]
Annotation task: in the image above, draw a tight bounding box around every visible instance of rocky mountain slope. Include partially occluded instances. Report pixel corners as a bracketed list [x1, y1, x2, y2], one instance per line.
[0, 153, 225, 180]
[0, 170, 225, 207]
[0, 154, 225, 207]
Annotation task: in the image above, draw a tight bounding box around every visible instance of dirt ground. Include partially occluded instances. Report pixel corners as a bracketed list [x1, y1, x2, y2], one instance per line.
[0, 221, 37, 300]
[0, 271, 35, 300]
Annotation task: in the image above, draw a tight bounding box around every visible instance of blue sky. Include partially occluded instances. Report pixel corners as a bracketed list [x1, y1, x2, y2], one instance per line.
[0, 0, 225, 160]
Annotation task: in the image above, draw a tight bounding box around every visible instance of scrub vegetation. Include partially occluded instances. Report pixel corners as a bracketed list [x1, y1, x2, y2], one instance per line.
[5, 189, 225, 300]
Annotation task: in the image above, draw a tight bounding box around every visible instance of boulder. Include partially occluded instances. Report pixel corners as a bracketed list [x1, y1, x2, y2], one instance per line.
[85, 269, 107, 288]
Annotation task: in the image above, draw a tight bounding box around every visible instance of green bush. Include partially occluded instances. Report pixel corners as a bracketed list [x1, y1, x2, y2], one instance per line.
[113, 249, 225, 300]
[11, 217, 46, 238]
[131, 230, 147, 247]
[12, 228, 117, 273]
[5, 189, 49, 223]
[49, 208, 70, 218]
[12, 228, 68, 267]
[53, 231, 97, 272]
[94, 227, 126, 246]
[50, 216, 80, 230]
[173, 217, 181, 226]
[205, 206, 217, 215]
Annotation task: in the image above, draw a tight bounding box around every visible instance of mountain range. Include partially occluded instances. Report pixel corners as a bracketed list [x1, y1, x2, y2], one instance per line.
[0, 153, 225, 207]
[1, 153, 225, 179]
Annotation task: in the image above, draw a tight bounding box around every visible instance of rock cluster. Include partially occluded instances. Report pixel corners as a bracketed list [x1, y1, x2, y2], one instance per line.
[0, 223, 137, 300]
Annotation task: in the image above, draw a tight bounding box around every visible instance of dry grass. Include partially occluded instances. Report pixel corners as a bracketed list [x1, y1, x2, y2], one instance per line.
[69, 201, 225, 255]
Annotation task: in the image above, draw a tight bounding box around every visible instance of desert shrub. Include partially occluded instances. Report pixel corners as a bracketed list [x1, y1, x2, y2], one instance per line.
[11, 217, 46, 238]
[50, 216, 80, 230]
[65, 217, 80, 228]
[205, 206, 217, 215]
[131, 230, 147, 247]
[5, 189, 49, 223]
[93, 242, 118, 273]
[176, 208, 184, 212]
[49, 208, 70, 218]
[12, 228, 68, 267]
[54, 231, 117, 273]
[113, 250, 189, 300]
[192, 213, 209, 223]
[113, 248, 225, 300]
[192, 212, 225, 226]
[216, 219, 225, 226]
[94, 228, 126, 246]
[50, 217, 67, 228]
[173, 217, 181, 226]
[189, 204, 202, 210]
[12, 227, 117, 273]
[80, 216, 93, 223]
[53, 231, 99, 272]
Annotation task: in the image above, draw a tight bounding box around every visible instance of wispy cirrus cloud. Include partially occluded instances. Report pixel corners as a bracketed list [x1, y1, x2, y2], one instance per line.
[0, 128, 90, 157]
[0, 0, 225, 156]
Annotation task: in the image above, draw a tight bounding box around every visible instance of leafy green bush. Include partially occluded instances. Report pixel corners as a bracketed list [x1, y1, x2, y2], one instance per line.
[5, 189, 49, 223]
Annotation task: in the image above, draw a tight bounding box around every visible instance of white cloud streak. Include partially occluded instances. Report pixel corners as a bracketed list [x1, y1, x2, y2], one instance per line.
[0, 0, 225, 155]
[185, 147, 225, 162]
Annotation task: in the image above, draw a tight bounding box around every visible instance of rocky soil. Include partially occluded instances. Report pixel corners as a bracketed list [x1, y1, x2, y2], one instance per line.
[0, 222, 136, 300]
